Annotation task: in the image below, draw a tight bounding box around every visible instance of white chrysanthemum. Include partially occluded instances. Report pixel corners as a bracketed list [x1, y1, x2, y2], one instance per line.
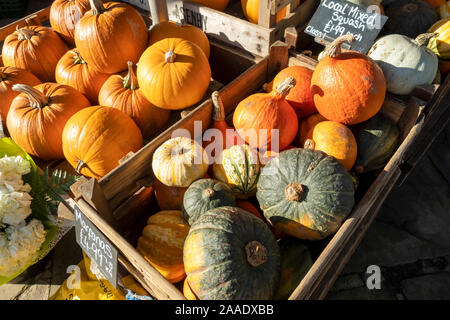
[0, 155, 31, 177]
[0, 219, 47, 277]
[0, 192, 33, 225]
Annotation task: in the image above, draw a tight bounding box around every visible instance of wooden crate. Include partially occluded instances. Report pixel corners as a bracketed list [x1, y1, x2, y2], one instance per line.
[67, 40, 450, 299]
[121, 0, 319, 57]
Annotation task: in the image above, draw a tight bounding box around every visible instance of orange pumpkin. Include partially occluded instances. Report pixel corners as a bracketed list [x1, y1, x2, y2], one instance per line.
[265, 66, 316, 118]
[2, 26, 68, 82]
[311, 35, 386, 125]
[62, 106, 143, 179]
[241, 0, 300, 24]
[98, 61, 171, 139]
[7, 83, 90, 160]
[148, 21, 210, 58]
[189, 0, 230, 10]
[304, 121, 357, 171]
[423, 0, 446, 9]
[74, 0, 148, 74]
[0, 66, 41, 126]
[261, 145, 295, 164]
[55, 49, 110, 104]
[233, 77, 298, 151]
[137, 210, 190, 283]
[137, 38, 211, 110]
[153, 176, 187, 211]
[293, 113, 326, 147]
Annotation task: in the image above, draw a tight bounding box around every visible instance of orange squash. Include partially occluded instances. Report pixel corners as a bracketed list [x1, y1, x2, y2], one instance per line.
[153, 178, 187, 211]
[241, 0, 300, 24]
[265, 66, 316, 118]
[148, 21, 210, 58]
[74, 0, 148, 74]
[233, 77, 298, 151]
[304, 121, 357, 171]
[423, 0, 446, 9]
[137, 210, 190, 283]
[55, 49, 110, 104]
[62, 106, 143, 179]
[261, 145, 295, 164]
[0, 66, 41, 126]
[311, 35, 386, 125]
[98, 62, 171, 139]
[293, 113, 326, 147]
[7, 83, 90, 160]
[2, 26, 68, 82]
[137, 38, 211, 110]
[189, 0, 230, 11]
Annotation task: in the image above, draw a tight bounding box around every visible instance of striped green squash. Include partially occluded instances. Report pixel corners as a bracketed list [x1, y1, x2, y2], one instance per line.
[212, 144, 260, 199]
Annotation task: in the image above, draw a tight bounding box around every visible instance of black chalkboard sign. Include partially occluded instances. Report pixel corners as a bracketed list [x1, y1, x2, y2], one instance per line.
[74, 205, 118, 288]
[305, 0, 388, 54]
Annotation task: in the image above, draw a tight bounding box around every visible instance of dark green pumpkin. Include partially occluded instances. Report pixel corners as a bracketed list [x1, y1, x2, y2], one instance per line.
[182, 178, 236, 225]
[256, 148, 355, 241]
[382, 0, 438, 38]
[183, 206, 281, 300]
[274, 237, 313, 300]
[354, 115, 400, 174]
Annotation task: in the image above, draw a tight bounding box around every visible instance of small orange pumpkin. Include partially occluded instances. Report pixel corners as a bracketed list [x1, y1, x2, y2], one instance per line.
[55, 49, 110, 104]
[241, 0, 300, 24]
[233, 77, 298, 151]
[0, 66, 41, 126]
[153, 178, 187, 211]
[311, 35, 386, 125]
[2, 26, 68, 82]
[304, 121, 357, 171]
[98, 61, 171, 139]
[62, 106, 143, 179]
[7, 83, 91, 160]
[293, 113, 326, 147]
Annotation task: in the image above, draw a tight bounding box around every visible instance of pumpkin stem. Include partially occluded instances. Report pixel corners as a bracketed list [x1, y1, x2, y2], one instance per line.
[285, 183, 304, 202]
[123, 61, 139, 90]
[245, 241, 267, 267]
[324, 34, 354, 58]
[211, 91, 225, 122]
[165, 50, 176, 63]
[76, 160, 87, 174]
[16, 26, 39, 40]
[203, 188, 215, 198]
[275, 77, 296, 97]
[303, 139, 315, 150]
[12, 84, 48, 109]
[89, 0, 106, 15]
[72, 50, 86, 65]
[415, 33, 438, 47]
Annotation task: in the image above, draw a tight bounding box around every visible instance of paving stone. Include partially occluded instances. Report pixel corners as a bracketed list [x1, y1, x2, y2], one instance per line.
[326, 280, 398, 300]
[329, 273, 364, 292]
[401, 273, 450, 300]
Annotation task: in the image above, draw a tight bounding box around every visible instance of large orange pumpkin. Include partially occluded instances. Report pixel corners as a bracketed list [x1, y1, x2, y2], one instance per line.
[265, 66, 316, 118]
[189, 0, 230, 11]
[241, 0, 300, 24]
[148, 21, 210, 58]
[55, 49, 110, 105]
[62, 106, 143, 179]
[98, 61, 171, 139]
[137, 38, 211, 110]
[233, 77, 298, 151]
[2, 26, 68, 82]
[304, 121, 357, 171]
[293, 113, 326, 147]
[74, 0, 148, 74]
[7, 83, 90, 160]
[0, 66, 41, 126]
[311, 35, 386, 125]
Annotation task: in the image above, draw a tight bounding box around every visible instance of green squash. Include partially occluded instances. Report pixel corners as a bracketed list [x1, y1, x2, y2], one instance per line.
[182, 178, 236, 225]
[183, 206, 281, 300]
[256, 148, 355, 241]
[354, 115, 400, 174]
[274, 237, 313, 300]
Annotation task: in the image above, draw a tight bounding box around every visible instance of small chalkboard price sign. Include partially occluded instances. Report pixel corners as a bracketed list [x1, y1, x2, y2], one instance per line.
[305, 0, 388, 54]
[74, 205, 118, 288]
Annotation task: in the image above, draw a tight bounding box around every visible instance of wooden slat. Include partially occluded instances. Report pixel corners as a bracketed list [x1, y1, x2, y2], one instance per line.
[0, 7, 50, 42]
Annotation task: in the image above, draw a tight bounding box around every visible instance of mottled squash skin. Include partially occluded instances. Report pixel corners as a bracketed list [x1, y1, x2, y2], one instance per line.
[184, 206, 281, 300]
[182, 178, 236, 225]
[257, 148, 355, 240]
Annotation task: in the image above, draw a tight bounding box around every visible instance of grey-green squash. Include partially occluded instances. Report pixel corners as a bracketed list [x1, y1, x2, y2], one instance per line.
[183, 206, 281, 300]
[182, 178, 236, 225]
[256, 148, 355, 241]
[354, 115, 400, 174]
[274, 237, 313, 300]
[368, 33, 439, 95]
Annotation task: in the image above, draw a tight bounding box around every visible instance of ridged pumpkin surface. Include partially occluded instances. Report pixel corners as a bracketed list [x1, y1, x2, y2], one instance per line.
[184, 206, 281, 300]
[182, 178, 236, 225]
[137, 210, 190, 283]
[257, 148, 355, 240]
[212, 144, 260, 199]
[305, 121, 357, 171]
